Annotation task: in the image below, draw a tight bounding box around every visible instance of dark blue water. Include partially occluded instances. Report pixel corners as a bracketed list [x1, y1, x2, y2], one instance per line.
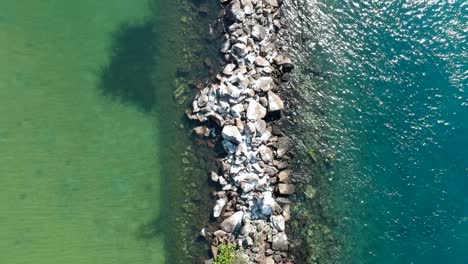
[282, 0, 467, 263]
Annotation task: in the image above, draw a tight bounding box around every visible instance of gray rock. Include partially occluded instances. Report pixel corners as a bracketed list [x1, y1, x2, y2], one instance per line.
[251, 25, 268, 41]
[222, 125, 243, 144]
[246, 100, 267, 120]
[278, 183, 295, 195]
[264, 0, 279, 7]
[267, 91, 284, 111]
[221, 211, 244, 233]
[272, 232, 288, 251]
[253, 76, 274, 92]
[276, 137, 291, 157]
[271, 215, 285, 231]
[228, 1, 245, 21]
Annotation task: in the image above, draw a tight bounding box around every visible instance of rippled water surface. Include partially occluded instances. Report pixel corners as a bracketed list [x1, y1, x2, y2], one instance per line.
[283, 0, 467, 263]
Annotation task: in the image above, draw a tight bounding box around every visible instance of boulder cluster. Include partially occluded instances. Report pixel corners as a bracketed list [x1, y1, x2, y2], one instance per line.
[187, 0, 295, 263]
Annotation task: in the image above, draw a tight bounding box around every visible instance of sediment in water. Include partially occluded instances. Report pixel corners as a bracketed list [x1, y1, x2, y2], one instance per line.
[187, 0, 297, 263]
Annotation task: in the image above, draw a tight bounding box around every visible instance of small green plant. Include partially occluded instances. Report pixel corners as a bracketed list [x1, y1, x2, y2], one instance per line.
[214, 244, 236, 264]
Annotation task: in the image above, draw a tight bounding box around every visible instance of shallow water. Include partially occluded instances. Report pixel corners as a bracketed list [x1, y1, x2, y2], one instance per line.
[0, 1, 163, 263]
[282, 0, 467, 263]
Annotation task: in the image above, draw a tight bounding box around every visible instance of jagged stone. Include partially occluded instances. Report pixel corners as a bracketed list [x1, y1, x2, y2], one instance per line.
[246, 100, 267, 120]
[222, 125, 243, 144]
[267, 91, 284, 111]
[253, 76, 274, 92]
[251, 25, 268, 41]
[272, 232, 288, 251]
[271, 215, 285, 231]
[278, 183, 295, 195]
[221, 211, 244, 233]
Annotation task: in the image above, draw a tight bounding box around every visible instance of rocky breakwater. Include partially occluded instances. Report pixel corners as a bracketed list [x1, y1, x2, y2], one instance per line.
[187, 0, 294, 263]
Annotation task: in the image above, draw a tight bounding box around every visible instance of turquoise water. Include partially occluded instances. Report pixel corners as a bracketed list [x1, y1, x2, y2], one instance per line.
[283, 0, 467, 263]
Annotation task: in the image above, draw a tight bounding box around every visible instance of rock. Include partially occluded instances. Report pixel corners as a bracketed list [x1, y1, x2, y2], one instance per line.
[253, 76, 274, 92]
[255, 119, 267, 134]
[282, 204, 291, 221]
[272, 232, 288, 251]
[211, 246, 219, 259]
[276, 137, 291, 157]
[265, 256, 275, 264]
[200, 227, 207, 238]
[232, 43, 247, 57]
[227, 1, 245, 21]
[278, 170, 289, 182]
[255, 56, 270, 67]
[278, 183, 295, 195]
[246, 100, 267, 120]
[222, 125, 243, 144]
[221, 211, 244, 233]
[267, 91, 284, 111]
[251, 25, 268, 41]
[213, 198, 227, 218]
[223, 63, 236, 75]
[264, 0, 279, 7]
[305, 185, 317, 199]
[262, 191, 276, 216]
[211, 171, 220, 182]
[210, 113, 225, 127]
[258, 145, 274, 163]
[220, 0, 231, 3]
[204, 259, 214, 264]
[222, 140, 237, 154]
[193, 126, 211, 137]
[230, 103, 244, 118]
[271, 215, 285, 231]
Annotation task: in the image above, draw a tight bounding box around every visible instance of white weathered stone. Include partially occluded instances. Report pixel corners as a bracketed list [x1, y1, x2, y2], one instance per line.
[253, 76, 274, 92]
[251, 25, 268, 41]
[255, 56, 270, 67]
[213, 198, 227, 218]
[223, 63, 236, 75]
[246, 100, 267, 120]
[272, 232, 288, 251]
[267, 91, 284, 111]
[222, 125, 243, 144]
[258, 145, 274, 163]
[271, 215, 285, 231]
[221, 211, 244, 233]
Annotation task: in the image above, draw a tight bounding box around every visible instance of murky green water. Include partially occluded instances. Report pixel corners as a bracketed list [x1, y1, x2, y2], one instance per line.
[0, 1, 165, 263]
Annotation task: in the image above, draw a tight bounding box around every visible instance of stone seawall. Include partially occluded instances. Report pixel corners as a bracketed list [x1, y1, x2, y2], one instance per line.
[187, 0, 295, 263]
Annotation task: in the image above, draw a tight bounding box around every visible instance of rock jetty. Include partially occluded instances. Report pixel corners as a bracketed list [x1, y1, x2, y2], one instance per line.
[187, 0, 295, 263]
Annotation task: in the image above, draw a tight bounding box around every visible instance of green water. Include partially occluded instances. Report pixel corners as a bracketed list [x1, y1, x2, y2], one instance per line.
[0, 1, 165, 263]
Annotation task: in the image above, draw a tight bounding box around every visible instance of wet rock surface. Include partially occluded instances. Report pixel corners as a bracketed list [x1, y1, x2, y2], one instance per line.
[188, 0, 296, 262]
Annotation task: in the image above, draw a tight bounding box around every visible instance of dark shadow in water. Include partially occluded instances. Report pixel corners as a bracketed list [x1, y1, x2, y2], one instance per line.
[137, 217, 164, 239]
[98, 21, 157, 112]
